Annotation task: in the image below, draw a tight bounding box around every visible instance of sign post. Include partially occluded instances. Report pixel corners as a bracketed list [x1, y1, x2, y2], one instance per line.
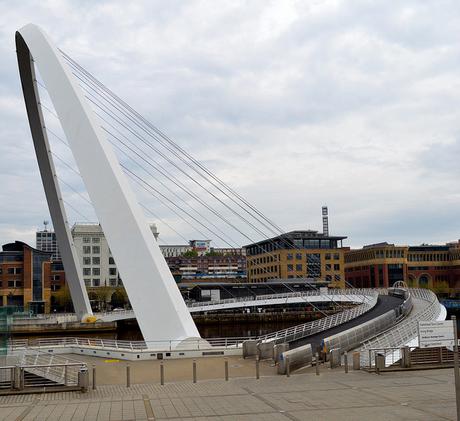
[453, 316, 460, 421]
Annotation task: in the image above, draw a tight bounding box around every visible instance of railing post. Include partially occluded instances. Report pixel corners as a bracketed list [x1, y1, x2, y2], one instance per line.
[192, 359, 197, 383]
[160, 361, 164, 386]
[64, 365, 68, 386]
[126, 363, 131, 388]
[256, 356, 260, 379]
[368, 350, 372, 370]
[92, 364, 96, 390]
[286, 356, 290, 378]
[20, 367, 25, 389]
[224, 358, 229, 381]
[344, 353, 348, 373]
[315, 353, 320, 376]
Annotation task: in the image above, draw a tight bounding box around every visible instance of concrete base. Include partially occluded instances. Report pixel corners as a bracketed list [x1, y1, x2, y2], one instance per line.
[10, 345, 242, 361]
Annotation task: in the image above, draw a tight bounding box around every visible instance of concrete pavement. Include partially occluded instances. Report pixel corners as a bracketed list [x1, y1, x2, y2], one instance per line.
[0, 366, 456, 420]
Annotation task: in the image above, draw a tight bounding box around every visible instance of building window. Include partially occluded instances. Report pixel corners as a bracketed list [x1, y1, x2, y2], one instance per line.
[92, 237, 100, 243]
[92, 257, 100, 265]
[92, 246, 100, 254]
[83, 268, 91, 276]
[92, 268, 100, 276]
[325, 275, 332, 282]
[83, 246, 91, 254]
[334, 264, 340, 271]
[325, 253, 331, 260]
[296, 264, 302, 271]
[333, 253, 340, 260]
[109, 268, 117, 276]
[109, 257, 115, 265]
[83, 237, 90, 243]
[109, 278, 117, 286]
[92, 279, 100, 287]
[334, 274, 341, 281]
[83, 257, 91, 265]
[84, 279, 91, 287]
[7, 267, 21, 275]
[287, 254, 293, 260]
[295, 253, 302, 260]
[325, 264, 331, 271]
[8, 280, 23, 288]
[51, 275, 60, 281]
[287, 264, 293, 272]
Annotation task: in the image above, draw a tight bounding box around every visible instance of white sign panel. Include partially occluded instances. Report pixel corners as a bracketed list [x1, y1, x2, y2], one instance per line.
[418, 321, 455, 349]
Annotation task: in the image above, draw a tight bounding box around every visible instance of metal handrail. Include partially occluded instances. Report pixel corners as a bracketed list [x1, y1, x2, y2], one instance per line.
[360, 288, 442, 366]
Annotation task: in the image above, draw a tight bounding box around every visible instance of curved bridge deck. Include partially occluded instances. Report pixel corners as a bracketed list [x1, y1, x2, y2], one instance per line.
[290, 294, 403, 352]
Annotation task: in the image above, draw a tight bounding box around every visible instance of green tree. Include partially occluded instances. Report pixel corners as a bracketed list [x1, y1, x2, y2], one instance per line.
[182, 250, 198, 258]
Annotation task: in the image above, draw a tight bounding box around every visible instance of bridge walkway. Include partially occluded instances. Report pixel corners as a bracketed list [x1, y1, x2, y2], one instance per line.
[290, 295, 403, 352]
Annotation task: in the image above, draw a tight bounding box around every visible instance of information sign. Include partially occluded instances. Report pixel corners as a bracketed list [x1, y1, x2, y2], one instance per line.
[418, 320, 455, 349]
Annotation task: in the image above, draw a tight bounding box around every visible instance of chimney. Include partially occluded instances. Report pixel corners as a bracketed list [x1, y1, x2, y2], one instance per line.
[322, 206, 329, 236]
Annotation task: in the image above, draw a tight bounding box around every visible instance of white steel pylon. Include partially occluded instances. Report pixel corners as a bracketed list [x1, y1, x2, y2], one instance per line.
[16, 24, 200, 343]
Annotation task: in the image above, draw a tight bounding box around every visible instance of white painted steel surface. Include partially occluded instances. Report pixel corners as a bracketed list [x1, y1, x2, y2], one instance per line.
[360, 288, 445, 367]
[16, 24, 199, 343]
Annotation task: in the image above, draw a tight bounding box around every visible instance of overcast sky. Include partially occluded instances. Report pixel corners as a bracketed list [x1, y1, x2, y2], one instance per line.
[1, 0, 460, 249]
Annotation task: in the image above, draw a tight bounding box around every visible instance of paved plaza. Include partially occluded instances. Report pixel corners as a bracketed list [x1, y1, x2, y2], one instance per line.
[0, 364, 456, 420]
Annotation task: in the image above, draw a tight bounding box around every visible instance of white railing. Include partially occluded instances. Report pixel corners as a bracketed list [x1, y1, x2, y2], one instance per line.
[360, 288, 442, 367]
[19, 350, 86, 386]
[257, 291, 378, 344]
[7, 291, 379, 353]
[187, 288, 374, 308]
[9, 336, 249, 352]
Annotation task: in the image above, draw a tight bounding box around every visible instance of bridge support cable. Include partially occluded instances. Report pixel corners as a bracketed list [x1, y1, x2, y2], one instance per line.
[55, 52, 348, 311]
[39, 48, 351, 316]
[39, 102, 324, 312]
[61, 51, 284, 238]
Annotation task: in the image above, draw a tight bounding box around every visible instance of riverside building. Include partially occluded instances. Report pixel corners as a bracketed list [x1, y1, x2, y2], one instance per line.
[244, 230, 347, 288]
[344, 241, 460, 294]
[0, 241, 65, 314]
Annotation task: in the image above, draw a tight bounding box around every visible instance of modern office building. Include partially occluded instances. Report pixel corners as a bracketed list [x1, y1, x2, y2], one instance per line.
[0, 241, 64, 313]
[244, 230, 347, 287]
[345, 241, 460, 294]
[36, 229, 61, 260]
[71, 222, 159, 287]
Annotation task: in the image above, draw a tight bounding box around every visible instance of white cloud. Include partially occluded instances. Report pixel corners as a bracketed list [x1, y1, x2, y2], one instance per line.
[0, 0, 459, 249]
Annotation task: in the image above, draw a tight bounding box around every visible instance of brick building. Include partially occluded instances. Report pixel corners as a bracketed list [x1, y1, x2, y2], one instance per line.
[345, 241, 460, 295]
[0, 241, 65, 314]
[244, 230, 347, 288]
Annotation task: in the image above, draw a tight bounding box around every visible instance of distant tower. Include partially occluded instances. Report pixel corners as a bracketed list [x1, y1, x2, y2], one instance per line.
[322, 206, 329, 236]
[43, 220, 49, 232]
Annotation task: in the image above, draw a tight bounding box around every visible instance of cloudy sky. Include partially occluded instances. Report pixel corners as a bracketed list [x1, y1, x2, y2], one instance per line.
[1, 0, 460, 249]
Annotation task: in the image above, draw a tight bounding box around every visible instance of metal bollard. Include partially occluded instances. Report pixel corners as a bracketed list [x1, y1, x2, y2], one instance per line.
[224, 358, 229, 381]
[92, 364, 96, 390]
[160, 362, 164, 386]
[256, 357, 260, 379]
[344, 353, 348, 373]
[126, 363, 131, 387]
[316, 353, 320, 376]
[64, 365, 68, 387]
[286, 356, 290, 378]
[193, 359, 197, 383]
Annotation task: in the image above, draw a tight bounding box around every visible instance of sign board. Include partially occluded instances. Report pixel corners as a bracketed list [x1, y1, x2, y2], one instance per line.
[418, 320, 455, 349]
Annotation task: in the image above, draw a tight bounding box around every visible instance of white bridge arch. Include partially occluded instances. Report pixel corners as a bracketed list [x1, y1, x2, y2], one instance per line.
[16, 24, 200, 343]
